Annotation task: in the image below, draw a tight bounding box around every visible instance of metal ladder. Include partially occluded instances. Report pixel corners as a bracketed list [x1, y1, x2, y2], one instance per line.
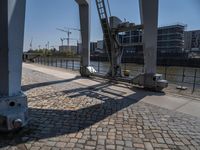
[95, 0, 112, 60]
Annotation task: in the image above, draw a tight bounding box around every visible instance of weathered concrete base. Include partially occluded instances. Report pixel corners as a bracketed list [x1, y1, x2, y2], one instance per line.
[0, 92, 28, 131]
[132, 73, 168, 91]
[80, 66, 96, 77]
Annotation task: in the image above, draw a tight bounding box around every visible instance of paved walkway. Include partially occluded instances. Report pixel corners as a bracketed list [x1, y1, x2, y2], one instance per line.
[0, 63, 200, 150]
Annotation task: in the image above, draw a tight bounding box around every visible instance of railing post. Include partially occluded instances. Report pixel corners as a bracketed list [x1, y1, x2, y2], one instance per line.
[192, 69, 197, 93]
[164, 66, 167, 80]
[56, 58, 58, 67]
[124, 58, 127, 71]
[98, 57, 100, 72]
[51, 57, 53, 66]
[182, 67, 185, 84]
[61, 58, 63, 68]
[49, 57, 50, 66]
[72, 59, 75, 70]
[47, 57, 49, 66]
[66, 59, 68, 69]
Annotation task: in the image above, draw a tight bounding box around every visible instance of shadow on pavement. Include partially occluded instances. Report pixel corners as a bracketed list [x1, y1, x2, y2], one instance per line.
[0, 80, 165, 148]
[22, 76, 81, 92]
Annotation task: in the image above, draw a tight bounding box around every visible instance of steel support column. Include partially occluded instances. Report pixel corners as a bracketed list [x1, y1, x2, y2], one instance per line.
[0, 0, 28, 131]
[76, 0, 94, 76]
[132, 0, 168, 91]
[139, 0, 158, 74]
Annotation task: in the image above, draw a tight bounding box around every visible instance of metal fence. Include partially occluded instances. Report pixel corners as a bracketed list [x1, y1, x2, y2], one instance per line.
[33, 57, 200, 93]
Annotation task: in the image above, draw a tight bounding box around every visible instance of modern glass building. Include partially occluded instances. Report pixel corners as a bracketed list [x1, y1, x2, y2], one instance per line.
[120, 24, 186, 56]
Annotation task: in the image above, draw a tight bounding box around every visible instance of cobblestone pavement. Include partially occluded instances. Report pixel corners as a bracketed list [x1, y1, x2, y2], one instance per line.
[0, 67, 200, 150]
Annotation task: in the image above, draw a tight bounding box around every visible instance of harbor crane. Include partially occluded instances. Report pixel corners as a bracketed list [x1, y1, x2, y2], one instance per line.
[95, 0, 167, 91]
[0, 0, 167, 131]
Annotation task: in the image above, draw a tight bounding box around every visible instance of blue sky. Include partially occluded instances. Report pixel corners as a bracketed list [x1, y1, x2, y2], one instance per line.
[24, 0, 200, 51]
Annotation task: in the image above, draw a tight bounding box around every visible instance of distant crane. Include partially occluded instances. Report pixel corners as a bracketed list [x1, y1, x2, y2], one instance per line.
[57, 28, 72, 48]
[64, 27, 81, 32]
[57, 27, 81, 48]
[65, 27, 82, 43]
[60, 37, 79, 53]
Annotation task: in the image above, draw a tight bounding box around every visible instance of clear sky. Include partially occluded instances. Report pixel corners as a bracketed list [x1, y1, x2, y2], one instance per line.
[23, 0, 200, 51]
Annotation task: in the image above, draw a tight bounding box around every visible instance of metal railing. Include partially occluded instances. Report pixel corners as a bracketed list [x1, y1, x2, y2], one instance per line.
[33, 57, 200, 93]
[35, 57, 80, 71]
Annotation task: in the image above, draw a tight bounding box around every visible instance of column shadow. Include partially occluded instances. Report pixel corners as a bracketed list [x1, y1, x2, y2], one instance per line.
[0, 80, 165, 148]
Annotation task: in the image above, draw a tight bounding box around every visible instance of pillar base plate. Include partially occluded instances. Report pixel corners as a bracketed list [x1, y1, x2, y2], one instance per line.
[132, 73, 168, 91]
[0, 92, 28, 132]
[80, 66, 96, 77]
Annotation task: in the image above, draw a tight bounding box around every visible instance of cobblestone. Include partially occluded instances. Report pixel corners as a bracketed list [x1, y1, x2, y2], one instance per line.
[0, 67, 200, 149]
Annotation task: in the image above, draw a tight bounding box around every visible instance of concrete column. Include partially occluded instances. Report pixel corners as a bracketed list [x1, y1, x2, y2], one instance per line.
[75, 0, 91, 76]
[0, 0, 28, 131]
[139, 0, 158, 74]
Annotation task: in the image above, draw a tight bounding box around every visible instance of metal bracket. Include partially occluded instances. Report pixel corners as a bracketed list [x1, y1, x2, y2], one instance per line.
[132, 73, 168, 91]
[0, 92, 28, 131]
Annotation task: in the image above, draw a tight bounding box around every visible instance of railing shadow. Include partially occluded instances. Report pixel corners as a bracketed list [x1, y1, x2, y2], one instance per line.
[0, 80, 165, 148]
[22, 76, 81, 92]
